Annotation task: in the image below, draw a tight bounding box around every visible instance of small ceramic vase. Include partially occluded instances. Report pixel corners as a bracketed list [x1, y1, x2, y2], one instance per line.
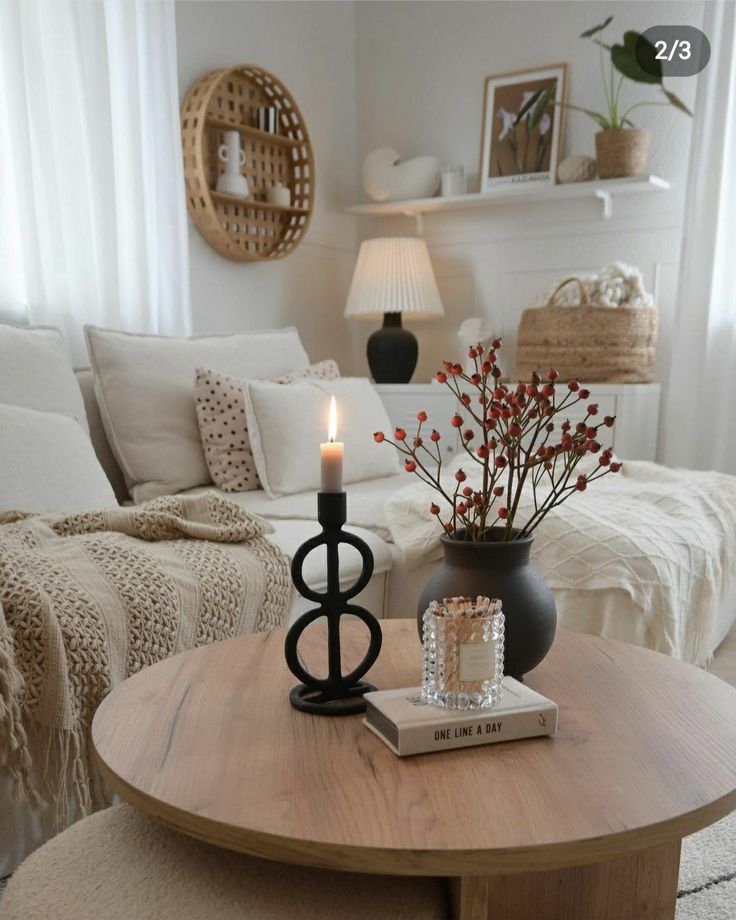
[216, 130, 249, 198]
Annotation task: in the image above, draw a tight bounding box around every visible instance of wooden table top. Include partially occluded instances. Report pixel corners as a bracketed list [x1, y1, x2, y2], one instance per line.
[92, 620, 736, 876]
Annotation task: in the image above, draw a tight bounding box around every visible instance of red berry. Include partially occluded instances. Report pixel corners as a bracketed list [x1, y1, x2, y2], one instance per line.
[452, 363, 463, 375]
[417, 410, 427, 422]
[430, 429, 441, 442]
[461, 393, 471, 407]
[491, 366, 502, 378]
[462, 486, 473, 497]
[494, 456, 507, 469]
[579, 388, 590, 399]
[576, 480, 587, 491]
[493, 485, 504, 497]
[394, 428, 406, 440]
[599, 455, 610, 466]
[542, 383, 554, 397]
[436, 372, 448, 383]
[463, 429, 474, 441]
[373, 432, 384, 443]
[610, 461, 622, 472]
[586, 427, 597, 439]
[455, 469, 467, 482]
[476, 444, 489, 459]
[509, 422, 522, 438]
[470, 373, 481, 385]
[547, 369, 559, 381]
[603, 415, 615, 427]
[498, 507, 509, 519]
[450, 415, 463, 428]
[444, 522, 455, 534]
[588, 404, 598, 416]
[413, 436, 423, 447]
[404, 460, 416, 472]
[429, 503, 441, 515]
[481, 361, 492, 374]
[568, 380, 580, 392]
[492, 338, 502, 349]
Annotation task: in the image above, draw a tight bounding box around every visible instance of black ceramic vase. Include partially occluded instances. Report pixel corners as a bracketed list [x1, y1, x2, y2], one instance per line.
[416, 529, 557, 680]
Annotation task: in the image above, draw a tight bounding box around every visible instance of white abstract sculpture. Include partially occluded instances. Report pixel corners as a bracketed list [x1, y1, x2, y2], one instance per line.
[362, 148, 442, 202]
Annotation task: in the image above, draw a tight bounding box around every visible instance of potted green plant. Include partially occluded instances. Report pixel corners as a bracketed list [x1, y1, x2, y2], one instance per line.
[373, 340, 622, 678]
[563, 16, 692, 178]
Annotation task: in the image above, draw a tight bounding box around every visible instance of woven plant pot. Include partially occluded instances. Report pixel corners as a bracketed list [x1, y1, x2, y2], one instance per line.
[595, 128, 651, 179]
[515, 277, 657, 383]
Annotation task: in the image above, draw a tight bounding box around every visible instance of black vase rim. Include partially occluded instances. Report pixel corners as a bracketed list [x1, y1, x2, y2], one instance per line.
[440, 527, 534, 548]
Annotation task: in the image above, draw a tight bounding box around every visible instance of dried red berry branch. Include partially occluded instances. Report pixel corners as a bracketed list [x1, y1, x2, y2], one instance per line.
[374, 339, 621, 542]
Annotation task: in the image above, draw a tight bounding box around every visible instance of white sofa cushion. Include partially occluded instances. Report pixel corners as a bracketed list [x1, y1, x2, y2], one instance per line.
[194, 359, 340, 493]
[244, 378, 400, 497]
[84, 326, 310, 503]
[0, 403, 117, 514]
[0, 323, 87, 432]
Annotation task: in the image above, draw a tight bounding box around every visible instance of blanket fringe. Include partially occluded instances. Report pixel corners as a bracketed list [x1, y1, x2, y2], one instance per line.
[0, 639, 43, 812]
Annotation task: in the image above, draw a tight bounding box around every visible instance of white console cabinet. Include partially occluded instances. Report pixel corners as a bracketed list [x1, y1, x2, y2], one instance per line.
[376, 382, 661, 462]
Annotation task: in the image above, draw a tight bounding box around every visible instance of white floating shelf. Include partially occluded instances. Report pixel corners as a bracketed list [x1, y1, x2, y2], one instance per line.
[347, 175, 670, 227]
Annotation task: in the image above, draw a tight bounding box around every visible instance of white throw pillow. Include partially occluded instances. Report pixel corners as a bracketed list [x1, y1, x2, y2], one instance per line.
[194, 359, 341, 493]
[244, 378, 400, 497]
[0, 323, 88, 432]
[0, 403, 117, 514]
[84, 326, 310, 503]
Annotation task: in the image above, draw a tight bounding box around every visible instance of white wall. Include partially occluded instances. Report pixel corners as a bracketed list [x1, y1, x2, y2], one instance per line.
[354, 0, 704, 389]
[175, 0, 704, 395]
[175, 1, 358, 367]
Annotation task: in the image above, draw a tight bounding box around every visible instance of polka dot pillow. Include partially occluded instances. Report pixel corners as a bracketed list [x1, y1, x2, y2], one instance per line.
[194, 359, 340, 492]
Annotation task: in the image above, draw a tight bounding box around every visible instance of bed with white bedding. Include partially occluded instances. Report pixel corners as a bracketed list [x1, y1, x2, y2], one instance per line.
[186, 457, 736, 668]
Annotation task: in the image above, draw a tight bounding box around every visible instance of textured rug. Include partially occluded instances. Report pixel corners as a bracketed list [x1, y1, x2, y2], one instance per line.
[0, 814, 733, 915]
[677, 810, 736, 918]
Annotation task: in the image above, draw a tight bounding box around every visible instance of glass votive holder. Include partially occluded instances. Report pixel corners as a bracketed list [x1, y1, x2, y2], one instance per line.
[422, 596, 504, 710]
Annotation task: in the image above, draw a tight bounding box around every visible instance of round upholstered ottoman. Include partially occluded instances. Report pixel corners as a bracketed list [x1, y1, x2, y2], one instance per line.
[2, 805, 447, 920]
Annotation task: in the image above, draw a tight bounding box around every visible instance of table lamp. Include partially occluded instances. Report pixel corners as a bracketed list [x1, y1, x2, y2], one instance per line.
[344, 237, 444, 383]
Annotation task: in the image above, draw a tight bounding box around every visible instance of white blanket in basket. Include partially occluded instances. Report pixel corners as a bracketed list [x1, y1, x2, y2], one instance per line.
[384, 458, 736, 666]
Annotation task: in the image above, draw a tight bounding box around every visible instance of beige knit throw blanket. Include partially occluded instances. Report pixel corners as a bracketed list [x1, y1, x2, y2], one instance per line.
[0, 492, 293, 823]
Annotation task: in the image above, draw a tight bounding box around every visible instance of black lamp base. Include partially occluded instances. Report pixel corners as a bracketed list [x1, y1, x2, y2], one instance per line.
[367, 313, 418, 384]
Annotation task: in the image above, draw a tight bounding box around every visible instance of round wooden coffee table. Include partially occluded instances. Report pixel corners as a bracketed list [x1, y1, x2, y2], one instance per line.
[92, 621, 736, 920]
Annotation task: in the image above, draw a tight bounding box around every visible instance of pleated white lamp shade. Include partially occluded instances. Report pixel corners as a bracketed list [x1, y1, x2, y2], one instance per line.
[344, 237, 444, 319]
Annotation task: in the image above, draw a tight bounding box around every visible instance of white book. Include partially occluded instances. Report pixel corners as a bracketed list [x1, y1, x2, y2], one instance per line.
[363, 678, 558, 757]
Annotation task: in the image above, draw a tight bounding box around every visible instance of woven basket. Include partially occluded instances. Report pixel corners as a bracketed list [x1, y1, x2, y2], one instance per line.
[595, 128, 650, 179]
[515, 277, 657, 383]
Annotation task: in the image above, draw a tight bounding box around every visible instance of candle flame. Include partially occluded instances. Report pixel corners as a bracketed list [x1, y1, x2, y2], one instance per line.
[328, 396, 338, 442]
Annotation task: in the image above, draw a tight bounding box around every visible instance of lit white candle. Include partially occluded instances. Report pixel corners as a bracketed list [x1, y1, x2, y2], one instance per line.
[320, 396, 344, 493]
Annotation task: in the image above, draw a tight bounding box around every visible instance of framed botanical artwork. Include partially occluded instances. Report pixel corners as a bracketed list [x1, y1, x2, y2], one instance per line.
[479, 63, 568, 191]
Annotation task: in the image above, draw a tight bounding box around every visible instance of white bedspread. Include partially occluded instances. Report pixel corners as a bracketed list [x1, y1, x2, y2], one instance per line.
[384, 459, 736, 666]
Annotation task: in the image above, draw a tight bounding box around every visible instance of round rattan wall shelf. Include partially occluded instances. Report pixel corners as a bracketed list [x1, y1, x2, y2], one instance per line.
[181, 65, 314, 262]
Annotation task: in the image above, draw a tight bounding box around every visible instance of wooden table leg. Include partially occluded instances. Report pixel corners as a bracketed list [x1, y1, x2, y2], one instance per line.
[449, 841, 681, 920]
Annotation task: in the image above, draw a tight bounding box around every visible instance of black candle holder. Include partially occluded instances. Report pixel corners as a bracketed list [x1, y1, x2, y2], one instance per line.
[284, 491, 382, 715]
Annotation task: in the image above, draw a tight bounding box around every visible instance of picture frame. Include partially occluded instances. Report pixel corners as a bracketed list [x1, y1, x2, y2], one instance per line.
[479, 63, 568, 192]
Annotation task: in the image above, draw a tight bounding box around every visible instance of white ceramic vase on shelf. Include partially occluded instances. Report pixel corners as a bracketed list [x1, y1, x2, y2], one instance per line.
[216, 130, 249, 199]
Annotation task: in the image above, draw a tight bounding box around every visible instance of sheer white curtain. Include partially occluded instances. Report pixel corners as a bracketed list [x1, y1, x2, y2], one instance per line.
[662, 0, 736, 473]
[0, 0, 190, 363]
